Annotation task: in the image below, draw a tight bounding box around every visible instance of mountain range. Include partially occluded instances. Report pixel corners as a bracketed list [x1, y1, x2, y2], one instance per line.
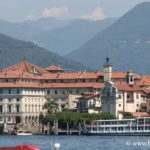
[0, 33, 86, 71]
[0, 17, 117, 55]
[31, 18, 117, 55]
[0, 19, 42, 41]
[67, 2, 150, 74]
[0, 17, 73, 41]
[23, 17, 72, 31]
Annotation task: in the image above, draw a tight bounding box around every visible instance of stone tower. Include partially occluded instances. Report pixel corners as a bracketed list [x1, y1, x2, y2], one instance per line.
[127, 70, 134, 85]
[103, 57, 112, 82]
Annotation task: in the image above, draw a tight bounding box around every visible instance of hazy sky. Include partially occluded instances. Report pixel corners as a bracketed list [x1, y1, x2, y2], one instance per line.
[0, 0, 149, 22]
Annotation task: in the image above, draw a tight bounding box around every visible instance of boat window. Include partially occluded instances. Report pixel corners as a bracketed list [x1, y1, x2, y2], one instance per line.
[118, 127, 123, 131]
[98, 127, 104, 131]
[138, 127, 143, 130]
[145, 118, 150, 123]
[145, 126, 150, 130]
[132, 127, 137, 130]
[125, 127, 130, 131]
[111, 127, 117, 131]
[112, 121, 117, 124]
[100, 122, 104, 125]
[118, 121, 125, 124]
[138, 118, 144, 122]
[105, 127, 109, 131]
[105, 122, 110, 125]
[92, 127, 96, 131]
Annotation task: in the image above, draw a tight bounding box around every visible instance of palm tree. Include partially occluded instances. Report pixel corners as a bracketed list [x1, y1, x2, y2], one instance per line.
[43, 98, 59, 116]
[43, 98, 59, 134]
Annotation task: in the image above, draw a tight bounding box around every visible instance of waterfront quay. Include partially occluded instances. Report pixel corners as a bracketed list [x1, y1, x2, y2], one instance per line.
[0, 58, 150, 135]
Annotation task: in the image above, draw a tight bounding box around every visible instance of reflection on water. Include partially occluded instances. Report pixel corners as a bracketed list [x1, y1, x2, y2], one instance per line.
[0, 135, 149, 150]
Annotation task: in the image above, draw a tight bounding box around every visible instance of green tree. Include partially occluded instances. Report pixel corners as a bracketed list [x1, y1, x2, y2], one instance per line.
[43, 98, 59, 116]
[123, 112, 133, 119]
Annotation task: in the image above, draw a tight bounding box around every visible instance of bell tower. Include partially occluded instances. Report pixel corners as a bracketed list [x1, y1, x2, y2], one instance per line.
[127, 70, 134, 85]
[103, 57, 112, 82]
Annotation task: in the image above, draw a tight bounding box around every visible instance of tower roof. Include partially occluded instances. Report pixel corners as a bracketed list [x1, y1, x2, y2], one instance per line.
[3, 60, 48, 74]
[104, 56, 111, 66]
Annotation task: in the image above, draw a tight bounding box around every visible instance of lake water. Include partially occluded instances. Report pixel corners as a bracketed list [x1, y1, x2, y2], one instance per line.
[0, 135, 150, 150]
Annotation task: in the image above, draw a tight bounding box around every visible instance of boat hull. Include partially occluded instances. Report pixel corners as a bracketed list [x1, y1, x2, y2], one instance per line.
[85, 132, 150, 136]
[16, 133, 32, 136]
[85, 117, 150, 136]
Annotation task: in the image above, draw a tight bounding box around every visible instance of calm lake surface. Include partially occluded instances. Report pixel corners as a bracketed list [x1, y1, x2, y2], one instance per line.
[0, 135, 150, 150]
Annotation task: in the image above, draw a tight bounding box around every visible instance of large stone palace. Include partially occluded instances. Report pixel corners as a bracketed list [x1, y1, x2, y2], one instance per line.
[0, 58, 150, 133]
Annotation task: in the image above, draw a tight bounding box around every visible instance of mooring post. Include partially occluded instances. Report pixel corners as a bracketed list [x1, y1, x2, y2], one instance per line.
[47, 122, 50, 135]
[79, 123, 81, 135]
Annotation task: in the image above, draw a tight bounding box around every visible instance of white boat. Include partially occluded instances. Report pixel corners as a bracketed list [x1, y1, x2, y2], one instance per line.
[16, 130, 33, 135]
[85, 117, 150, 135]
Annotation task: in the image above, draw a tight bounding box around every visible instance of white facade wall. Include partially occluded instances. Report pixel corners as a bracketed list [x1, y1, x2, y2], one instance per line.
[102, 81, 143, 119]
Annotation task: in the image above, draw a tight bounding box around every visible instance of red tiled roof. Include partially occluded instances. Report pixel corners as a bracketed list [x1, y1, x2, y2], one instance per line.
[142, 89, 150, 94]
[112, 72, 141, 79]
[0, 70, 38, 79]
[78, 92, 101, 99]
[114, 82, 141, 92]
[0, 61, 142, 83]
[46, 65, 64, 71]
[137, 76, 150, 86]
[140, 91, 147, 97]
[0, 82, 104, 89]
[41, 72, 103, 80]
[40, 72, 141, 80]
[3, 60, 48, 74]
[44, 82, 104, 89]
[131, 112, 150, 118]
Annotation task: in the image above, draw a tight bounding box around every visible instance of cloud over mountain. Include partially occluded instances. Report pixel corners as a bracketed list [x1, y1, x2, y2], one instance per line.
[42, 6, 70, 19]
[81, 6, 106, 21]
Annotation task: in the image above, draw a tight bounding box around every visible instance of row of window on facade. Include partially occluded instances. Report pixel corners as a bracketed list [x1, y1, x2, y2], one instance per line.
[0, 89, 20, 94]
[0, 104, 43, 113]
[0, 98, 20, 103]
[0, 105, 20, 113]
[104, 90, 140, 100]
[44, 78, 102, 83]
[118, 93, 140, 100]
[0, 116, 12, 122]
[47, 89, 82, 95]
[118, 103, 139, 107]
[25, 104, 43, 112]
[3, 78, 103, 84]
[0, 87, 89, 96]
[79, 101, 94, 108]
